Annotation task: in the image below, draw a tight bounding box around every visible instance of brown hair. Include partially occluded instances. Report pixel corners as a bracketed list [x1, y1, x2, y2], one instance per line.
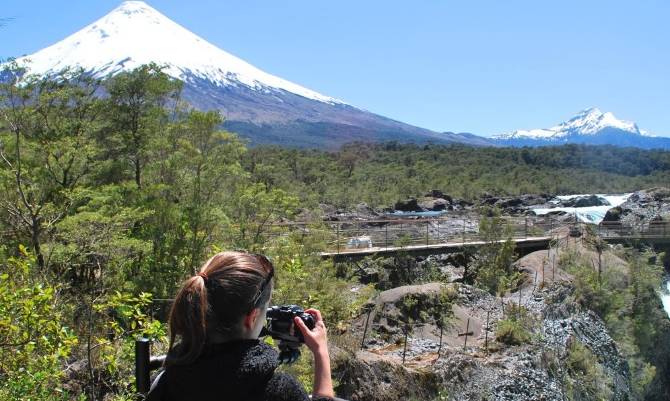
[164, 251, 274, 367]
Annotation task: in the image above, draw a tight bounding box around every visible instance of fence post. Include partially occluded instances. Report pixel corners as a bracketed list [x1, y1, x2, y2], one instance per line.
[437, 219, 440, 243]
[135, 338, 151, 395]
[426, 221, 429, 246]
[524, 217, 528, 238]
[552, 253, 556, 282]
[462, 218, 466, 244]
[336, 223, 340, 254]
[402, 324, 409, 364]
[361, 308, 373, 349]
[385, 224, 389, 249]
[463, 318, 470, 350]
[484, 310, 490, 354]
[437, 324, 444, 361]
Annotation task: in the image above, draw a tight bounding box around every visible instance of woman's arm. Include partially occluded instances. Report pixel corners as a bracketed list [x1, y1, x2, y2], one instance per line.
[294, 308, 335, 399]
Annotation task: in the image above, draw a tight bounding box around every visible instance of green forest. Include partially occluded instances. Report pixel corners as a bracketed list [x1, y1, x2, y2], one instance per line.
[244, 143, 670, 210]
[1, 64, 669, 400]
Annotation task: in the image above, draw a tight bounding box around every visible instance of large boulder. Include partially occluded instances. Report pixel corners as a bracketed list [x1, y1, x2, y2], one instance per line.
[561, 195, 609, 208]
[602, 206, 624, 223]
[321, 202, 380, 221]
[425, 190, 453, 203]
[394, 198, 420, 212]
[418, 197, 451, 211]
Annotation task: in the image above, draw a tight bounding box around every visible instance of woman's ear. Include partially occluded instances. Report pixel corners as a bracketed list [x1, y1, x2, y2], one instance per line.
[243, 308, 261, 330]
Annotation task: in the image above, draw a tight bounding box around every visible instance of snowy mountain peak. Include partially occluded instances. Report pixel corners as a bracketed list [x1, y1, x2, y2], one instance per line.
[15, 1, 342, 105]
[495, 108, 653, 140]
[115, 1, 154, 14]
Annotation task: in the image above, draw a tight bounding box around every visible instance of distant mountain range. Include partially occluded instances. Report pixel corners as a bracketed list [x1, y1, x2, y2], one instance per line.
[9, 1, 670, 150]
[493, 108, 670, 149]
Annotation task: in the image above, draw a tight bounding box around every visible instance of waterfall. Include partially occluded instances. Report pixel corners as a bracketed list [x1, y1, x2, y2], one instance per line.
[662, 280, 670, 319]
[532, 193, 632, 224]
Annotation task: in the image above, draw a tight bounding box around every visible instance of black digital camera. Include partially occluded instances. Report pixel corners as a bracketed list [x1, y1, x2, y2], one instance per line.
[263, 305, 315, 342]
[261, 305, 315, 364]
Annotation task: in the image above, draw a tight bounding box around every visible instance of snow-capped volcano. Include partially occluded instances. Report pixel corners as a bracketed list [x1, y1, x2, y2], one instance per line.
[16, 1, 340, 105]
[493, 108, 669, 149]
[11, 1, 488, 148]
[495, 108, 650, 140]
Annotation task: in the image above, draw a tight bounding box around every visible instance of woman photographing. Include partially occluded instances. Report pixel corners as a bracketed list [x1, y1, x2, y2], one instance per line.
[147, 251, 335, 401]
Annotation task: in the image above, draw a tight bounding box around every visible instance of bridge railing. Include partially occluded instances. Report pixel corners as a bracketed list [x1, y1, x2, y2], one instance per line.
[596, 221, 670, 239]
[316, 215, 559, 254]
[257, 216, 669, 256]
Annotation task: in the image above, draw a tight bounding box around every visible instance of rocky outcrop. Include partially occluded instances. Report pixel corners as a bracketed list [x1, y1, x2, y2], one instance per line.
[602, 206, 624, 223]
[334, 350, 440, 401]
[560, 194, 610, 208]
[478, 194, 554, 215]
[418, 197, 451, 211]
[601, 187, 670, 227]
[394, 198, 421, 212]
[336, 245, 638, 401]
[322, 202, 381, 221]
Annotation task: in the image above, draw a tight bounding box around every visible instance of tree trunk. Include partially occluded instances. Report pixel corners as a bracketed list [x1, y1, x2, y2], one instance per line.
[134, 158, 141, 189]
[31, 217, 45, 270]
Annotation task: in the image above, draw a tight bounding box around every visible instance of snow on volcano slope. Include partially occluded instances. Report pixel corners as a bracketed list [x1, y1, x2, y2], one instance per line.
[10, 1, 493, 148]
[495, 108, 649, 140]
[16, 1, 341, 105]
[493, 108, 670, 149]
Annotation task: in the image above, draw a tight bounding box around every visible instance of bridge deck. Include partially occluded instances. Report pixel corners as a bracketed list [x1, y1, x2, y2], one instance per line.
[320, 236, 552, 260]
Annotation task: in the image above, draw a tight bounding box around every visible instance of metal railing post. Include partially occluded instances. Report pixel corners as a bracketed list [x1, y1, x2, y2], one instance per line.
[336, 223, 340, 254]
[524, 217, 528, 238]
[462, 218, 466, 244]
[135, 338, 151, 395]
[385, 223, 389, 249]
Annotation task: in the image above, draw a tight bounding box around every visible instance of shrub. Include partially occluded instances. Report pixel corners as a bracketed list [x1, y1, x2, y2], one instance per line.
[495, 318, 531, 346]
[495, 303, 534, 346]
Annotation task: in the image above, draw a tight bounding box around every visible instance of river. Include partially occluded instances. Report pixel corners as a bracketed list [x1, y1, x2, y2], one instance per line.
[532, 193, 632, 224]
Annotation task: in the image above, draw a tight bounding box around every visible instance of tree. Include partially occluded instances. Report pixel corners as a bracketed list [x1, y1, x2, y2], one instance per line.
[103, 63, 182, 188]
[0, 65, 102, 270]
[473, 207, 517, 294]
[171, 110, 246, 269]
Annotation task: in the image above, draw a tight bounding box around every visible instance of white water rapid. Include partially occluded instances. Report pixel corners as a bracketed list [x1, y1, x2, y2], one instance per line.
[532, 193, 632, 224]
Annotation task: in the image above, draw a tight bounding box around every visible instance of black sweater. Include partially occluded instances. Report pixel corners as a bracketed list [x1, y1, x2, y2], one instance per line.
[146, 339, 333, 401]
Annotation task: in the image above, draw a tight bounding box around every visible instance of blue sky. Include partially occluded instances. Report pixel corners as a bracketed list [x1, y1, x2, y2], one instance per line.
[2, 0, 669, 137]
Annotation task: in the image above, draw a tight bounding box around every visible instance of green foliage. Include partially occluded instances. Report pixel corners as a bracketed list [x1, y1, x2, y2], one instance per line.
[561, 245, 668, 399]
[495, 304, 532, 346]
[473, 208, 518, 294]
[564, 340, 613, 401]
[0, 247, 78, 401]
[243, 143, 670, 210]
[0, 63, 326, 398]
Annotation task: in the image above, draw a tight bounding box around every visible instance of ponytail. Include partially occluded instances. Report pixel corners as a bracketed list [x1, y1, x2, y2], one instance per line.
[165, 274, 209, 366]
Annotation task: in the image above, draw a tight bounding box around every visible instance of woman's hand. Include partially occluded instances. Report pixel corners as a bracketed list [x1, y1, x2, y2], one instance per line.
[294, 308, 334, 398]
[294, 308, 328, 355]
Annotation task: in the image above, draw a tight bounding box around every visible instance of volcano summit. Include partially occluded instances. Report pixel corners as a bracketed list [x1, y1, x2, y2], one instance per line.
[15, 1, 487, 148]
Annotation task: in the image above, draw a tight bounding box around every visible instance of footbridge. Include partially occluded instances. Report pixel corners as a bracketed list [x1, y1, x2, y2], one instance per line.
[305, 216, 670, 262]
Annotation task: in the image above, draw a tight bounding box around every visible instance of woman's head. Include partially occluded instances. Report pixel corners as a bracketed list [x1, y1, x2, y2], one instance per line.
[165, 251, 274, 366]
